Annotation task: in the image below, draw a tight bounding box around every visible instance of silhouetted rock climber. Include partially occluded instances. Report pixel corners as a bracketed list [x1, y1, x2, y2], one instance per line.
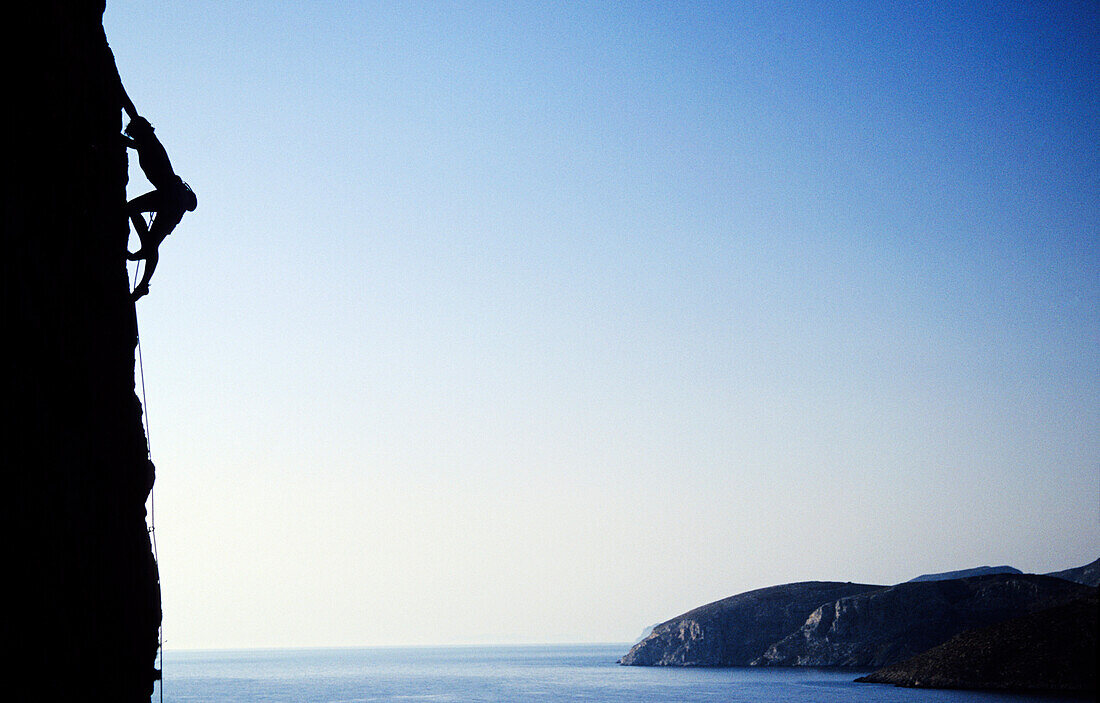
[122, 116, 196, 300]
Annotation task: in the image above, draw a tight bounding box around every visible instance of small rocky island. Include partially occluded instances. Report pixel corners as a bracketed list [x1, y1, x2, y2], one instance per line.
[620, 558, 1099, 695]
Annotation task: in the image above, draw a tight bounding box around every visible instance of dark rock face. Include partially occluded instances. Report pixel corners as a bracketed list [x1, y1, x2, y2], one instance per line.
[4, 3, 161, 700]
[907, 565, 1022, 583]
[753, 574, 1092, 668]
[1044, 557, 1100, 587]
[618, 582, 884, 666]
[856, 592, 1098, 693]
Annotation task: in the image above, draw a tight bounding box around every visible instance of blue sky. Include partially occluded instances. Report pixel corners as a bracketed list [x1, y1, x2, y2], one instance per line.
[104, 1, 1098, 649]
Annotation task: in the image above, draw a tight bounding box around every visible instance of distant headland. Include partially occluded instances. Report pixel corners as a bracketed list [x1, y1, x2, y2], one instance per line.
[619, 557, 1099, 695]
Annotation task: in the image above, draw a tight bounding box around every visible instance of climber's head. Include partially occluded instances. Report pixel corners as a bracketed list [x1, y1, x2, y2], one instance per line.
[182, 182, 197, 212]
[125, 116, 153, 139]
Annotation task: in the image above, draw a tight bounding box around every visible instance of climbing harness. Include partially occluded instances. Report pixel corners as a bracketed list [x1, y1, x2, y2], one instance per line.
[131, 258, 164, 703]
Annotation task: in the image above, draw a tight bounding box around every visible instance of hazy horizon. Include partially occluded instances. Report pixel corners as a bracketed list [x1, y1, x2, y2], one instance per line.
[105, 1, 1098, 650]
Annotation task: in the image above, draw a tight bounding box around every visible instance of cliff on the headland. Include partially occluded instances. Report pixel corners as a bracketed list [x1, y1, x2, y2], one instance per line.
[752, 574, 1092, 668]
[618, 582, 883, 666]
[4, 3, 161, 699]
[856, 592, 1098, 694]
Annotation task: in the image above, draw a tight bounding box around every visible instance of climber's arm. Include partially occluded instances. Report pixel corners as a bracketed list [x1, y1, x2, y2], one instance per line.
[119, 87, 138, 124]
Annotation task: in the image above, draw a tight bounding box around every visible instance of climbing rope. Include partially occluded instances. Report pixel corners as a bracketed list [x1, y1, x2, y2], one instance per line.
[131, 255, 164, 703]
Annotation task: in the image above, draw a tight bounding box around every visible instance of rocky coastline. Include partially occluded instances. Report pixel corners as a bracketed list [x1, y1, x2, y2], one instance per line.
[620, 558, 1099, 695]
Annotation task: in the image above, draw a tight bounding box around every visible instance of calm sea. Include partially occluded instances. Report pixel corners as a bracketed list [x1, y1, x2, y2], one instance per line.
[157, 644, 1086, 703]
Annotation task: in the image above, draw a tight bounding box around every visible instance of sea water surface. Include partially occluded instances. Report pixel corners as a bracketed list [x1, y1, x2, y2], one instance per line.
[158, 644, 1085, 703]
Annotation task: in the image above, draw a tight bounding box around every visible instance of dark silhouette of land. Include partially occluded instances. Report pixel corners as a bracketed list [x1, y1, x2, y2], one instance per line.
[5, 2, 163, 699]
[619, 561, 1098, 695]
[752, 574, 1091, 667]
[857, 592, 1098, 694]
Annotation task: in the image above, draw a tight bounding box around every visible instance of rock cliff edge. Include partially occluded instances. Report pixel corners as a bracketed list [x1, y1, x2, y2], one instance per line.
[4, 3, 161, 699]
